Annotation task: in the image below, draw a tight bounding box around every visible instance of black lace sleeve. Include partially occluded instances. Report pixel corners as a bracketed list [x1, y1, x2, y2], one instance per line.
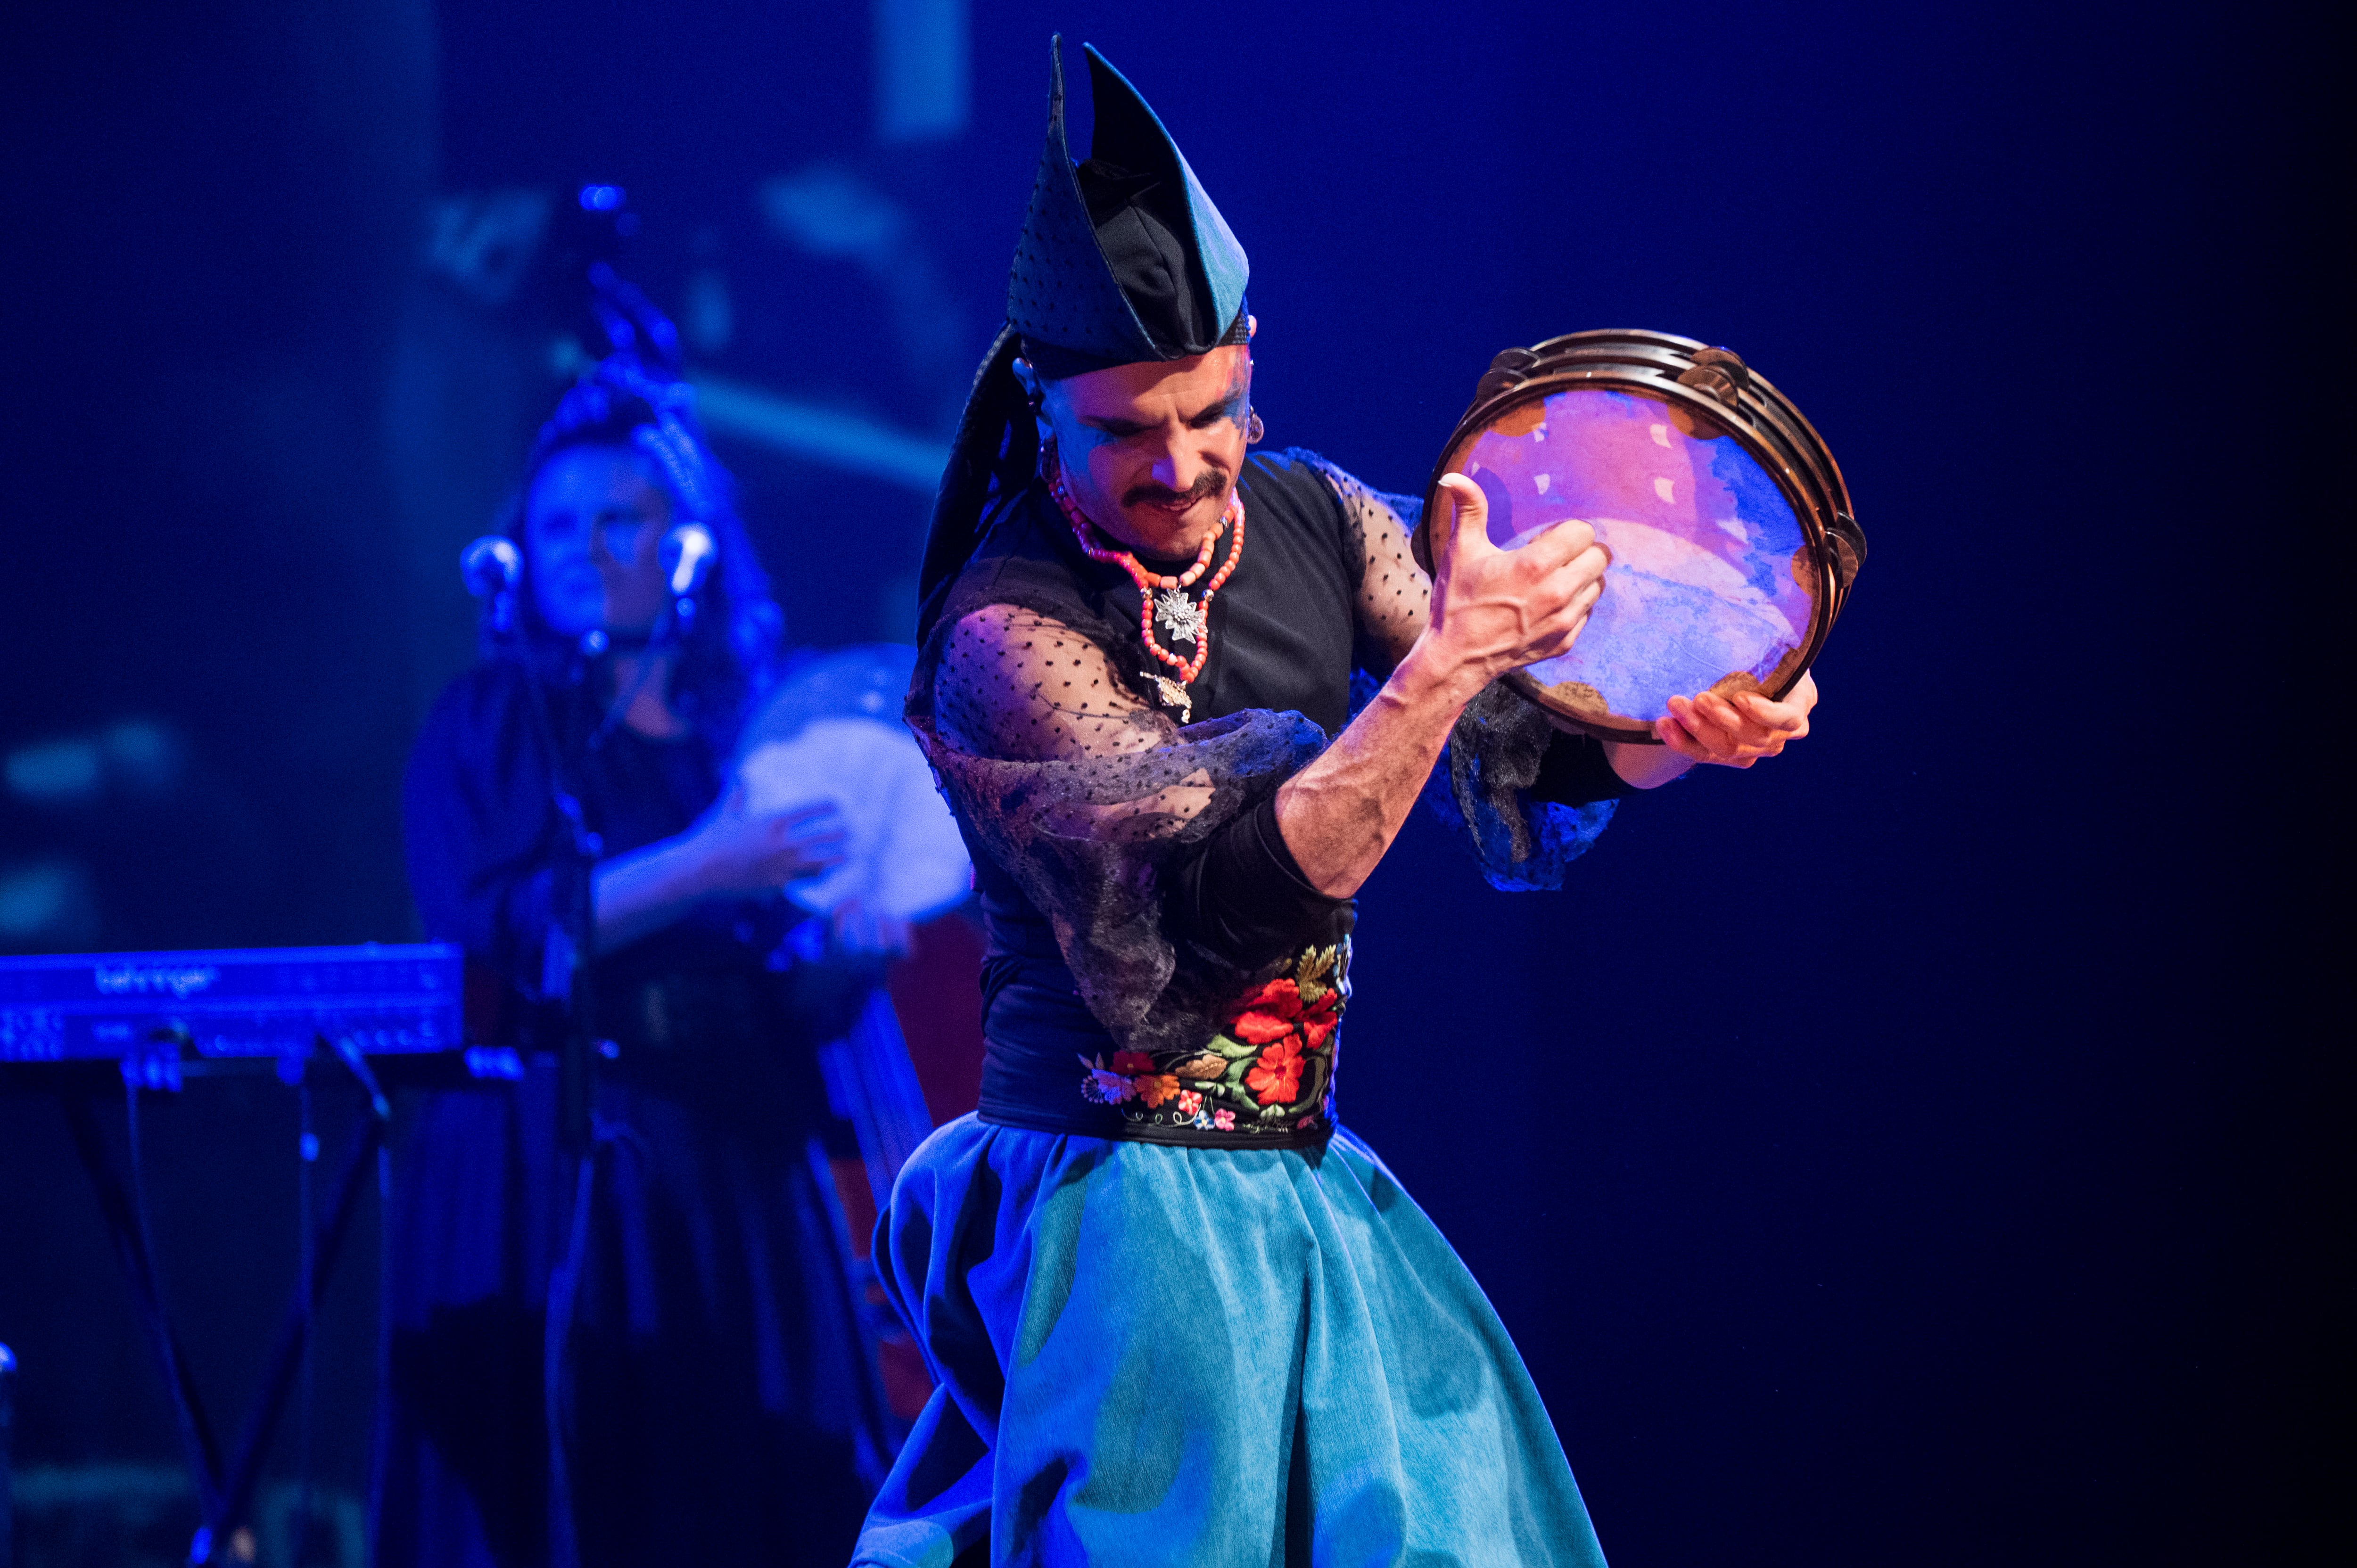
[909, 595, 1327, 1055]
[1307, 455, 1622, 890]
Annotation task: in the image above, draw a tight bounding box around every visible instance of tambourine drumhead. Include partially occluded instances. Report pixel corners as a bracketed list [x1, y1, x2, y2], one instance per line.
[1419, 330, 1861, 745]
[732, 646, 971, 923]
[1445, 384, 1818, 737]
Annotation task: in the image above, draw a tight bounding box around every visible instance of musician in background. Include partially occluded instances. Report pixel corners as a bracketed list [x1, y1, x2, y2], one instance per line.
[376, 285, 899, 1568]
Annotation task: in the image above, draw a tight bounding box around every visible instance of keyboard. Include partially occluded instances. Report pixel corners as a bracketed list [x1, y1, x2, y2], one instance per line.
[0, 944, 464, 1065]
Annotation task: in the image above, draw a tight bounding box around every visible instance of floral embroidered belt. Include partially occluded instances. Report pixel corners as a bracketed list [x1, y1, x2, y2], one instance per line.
[1075, 941, 1348, 1147]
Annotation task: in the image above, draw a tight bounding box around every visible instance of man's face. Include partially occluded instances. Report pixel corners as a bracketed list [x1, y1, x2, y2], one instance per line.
[524, 444, 675, 637]
[1038, 344, 1252, 558]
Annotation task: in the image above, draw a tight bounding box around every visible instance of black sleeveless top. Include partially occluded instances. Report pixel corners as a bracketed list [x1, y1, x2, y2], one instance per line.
[928, 447, 1626, 1144]
[951, 451, 1359, 1139]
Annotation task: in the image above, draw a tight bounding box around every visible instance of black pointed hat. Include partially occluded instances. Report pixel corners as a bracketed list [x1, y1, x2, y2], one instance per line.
[915, 40, 1253, 642]
[1006, 38, 1250, 377]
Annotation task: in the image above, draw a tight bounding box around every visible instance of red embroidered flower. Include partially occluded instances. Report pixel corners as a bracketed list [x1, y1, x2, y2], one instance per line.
[1111, 1050, 1155, 1075]
[1301, 980, 1339, 1035]
[1228, 978, 1303, 1045]
[1246, 1037, 1304, 1107]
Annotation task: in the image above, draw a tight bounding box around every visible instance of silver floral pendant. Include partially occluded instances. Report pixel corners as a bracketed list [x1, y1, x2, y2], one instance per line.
[1143, 670, 1193, 723]
[1154, 587, 1206, 646]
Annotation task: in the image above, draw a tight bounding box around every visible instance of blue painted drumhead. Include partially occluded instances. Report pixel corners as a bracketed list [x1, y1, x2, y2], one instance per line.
[1448, 385, 1819, 731]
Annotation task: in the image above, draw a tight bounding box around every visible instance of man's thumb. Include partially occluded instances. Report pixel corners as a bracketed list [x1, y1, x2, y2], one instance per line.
[1434, 473, 1493, 567]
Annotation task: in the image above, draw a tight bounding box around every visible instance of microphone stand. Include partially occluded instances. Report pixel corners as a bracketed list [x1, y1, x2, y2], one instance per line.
[472, 566, 606, 1157]
[459, 560, 611, 1568]
[541, 742, 600, 1568]
[459, 513, 710, 1562]
[494, 608, 607, 1568]
[537, 572, 702, 1568]
[550, 788, 602, 1156]
[563, 537, 709, 1131]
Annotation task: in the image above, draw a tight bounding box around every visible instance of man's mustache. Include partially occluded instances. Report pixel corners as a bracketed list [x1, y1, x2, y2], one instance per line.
[1123, 469, 1229, 510]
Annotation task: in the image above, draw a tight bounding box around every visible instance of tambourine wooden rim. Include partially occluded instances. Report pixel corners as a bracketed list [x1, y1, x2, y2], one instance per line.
[1414, 328, 1865, 743]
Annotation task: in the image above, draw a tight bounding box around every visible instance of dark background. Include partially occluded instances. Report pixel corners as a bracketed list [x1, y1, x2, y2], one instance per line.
[0, 1, 2326, 1565]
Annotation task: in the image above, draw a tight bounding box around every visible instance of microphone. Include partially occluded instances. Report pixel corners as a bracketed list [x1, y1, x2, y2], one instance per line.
[460, 535, 523, 634]
[661, 523, 716, 598]
[659, 523, 717, 635]
[461, 535, 522, 597]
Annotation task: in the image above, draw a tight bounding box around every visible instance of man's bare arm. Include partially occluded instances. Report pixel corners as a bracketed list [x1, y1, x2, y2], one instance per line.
[1328, 462, 1822, 806]
[1274, 474, 1606, 897]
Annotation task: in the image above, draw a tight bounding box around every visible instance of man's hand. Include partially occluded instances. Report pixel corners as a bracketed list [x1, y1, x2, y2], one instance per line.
[1603, 674, 1817, 787]
[1662, 672, 1815, 766]
[1277, 476, 1610, 897]
[1418, 473, 1610, 697]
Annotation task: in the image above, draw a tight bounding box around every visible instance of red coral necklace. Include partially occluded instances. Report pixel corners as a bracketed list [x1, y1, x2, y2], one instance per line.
[1046, 449, 1245, 724]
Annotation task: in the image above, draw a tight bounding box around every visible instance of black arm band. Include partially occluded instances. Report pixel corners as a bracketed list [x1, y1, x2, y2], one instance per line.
[1169, 793, 1351, 969]
[1530, 729, 1633, 806]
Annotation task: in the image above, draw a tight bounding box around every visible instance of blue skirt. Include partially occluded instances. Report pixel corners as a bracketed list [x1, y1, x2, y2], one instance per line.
[853, 1116, 1608, 1566]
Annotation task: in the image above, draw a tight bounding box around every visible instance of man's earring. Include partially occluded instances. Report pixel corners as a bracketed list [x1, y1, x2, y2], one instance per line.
[1245, 410, 1265, 445]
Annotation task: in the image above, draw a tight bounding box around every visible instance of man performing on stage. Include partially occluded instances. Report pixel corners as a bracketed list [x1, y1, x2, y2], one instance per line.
[854, 38, 1817, 1566]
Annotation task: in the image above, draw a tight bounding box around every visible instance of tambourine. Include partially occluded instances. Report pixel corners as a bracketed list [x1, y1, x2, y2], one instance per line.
[1413, 330, 1864, 743]
[733, 645, 971, 922]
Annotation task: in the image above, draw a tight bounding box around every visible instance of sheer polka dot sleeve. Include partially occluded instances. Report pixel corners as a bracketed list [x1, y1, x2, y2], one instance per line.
[933, 604, 1169, 763]
[909, 592, 1328, 1053]
[1299, 452, 1622, 891]
[1302, 456, 1431, 676]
